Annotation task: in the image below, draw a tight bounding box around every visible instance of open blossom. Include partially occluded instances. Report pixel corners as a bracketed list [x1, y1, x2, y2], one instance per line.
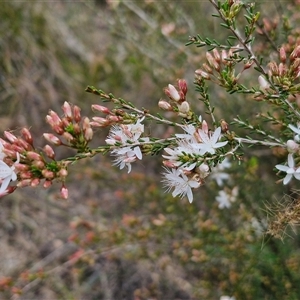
[162, 168, 200, 203]
[106, 118, 148, 173]
[288, 123, 300, 142]
[0, 152, 20, 193]
[210, 158, 231, 186]
[193, 127, 228, 155]
[216, 187, 238, 209]
[275, 153, 300, 185]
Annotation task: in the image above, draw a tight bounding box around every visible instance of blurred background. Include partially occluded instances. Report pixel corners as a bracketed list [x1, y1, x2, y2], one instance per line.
[1, 0, 300, 299]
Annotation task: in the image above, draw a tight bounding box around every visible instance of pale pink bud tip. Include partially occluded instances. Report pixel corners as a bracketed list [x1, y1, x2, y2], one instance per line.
[258, 75, 270, 90]
[158, 100, 172, 111]
[4, 131, 17, 143]
[43, 145, 55, 159]
[73, 106, 81, 123]
[43, 134, 62, 146]
[60, 185, 68, 199]
[178, 101, 190, 114]
[166, 84, 181, 101]
[91, 104, 111, 114]
[287, 140, 299, 153]
[21, 128, 33, 145]
[62, 102, 73, 119]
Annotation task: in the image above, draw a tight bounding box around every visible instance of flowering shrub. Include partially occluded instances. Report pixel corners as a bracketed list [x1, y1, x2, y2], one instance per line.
[0, 0, 300, 237]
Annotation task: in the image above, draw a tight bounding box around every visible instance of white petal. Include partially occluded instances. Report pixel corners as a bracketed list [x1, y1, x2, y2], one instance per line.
[275, 164, 289, 172]
[211, 127, 221, 144]
[283, 174, 292, 185]
[186, 188, 194, 203]
[0, 161, 12, 179]
[0, 176, 11, 194]
[288, 154, 294, 168]
[289, 124, 300, 135]
[134, 146, 142, 160]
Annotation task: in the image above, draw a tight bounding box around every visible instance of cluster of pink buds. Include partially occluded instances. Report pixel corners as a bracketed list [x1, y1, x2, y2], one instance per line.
[44, 101, 93, 152]
[267, 45, 300, 90]
[90, 104, 125, 127]
[0, 128, 70, 199]
[159, 79, 191, 119]
[195, 48, 253, 87]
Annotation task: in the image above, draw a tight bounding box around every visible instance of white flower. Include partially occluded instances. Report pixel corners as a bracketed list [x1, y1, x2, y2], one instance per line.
[194, 127, 228, 155]
[0, 153, 19, 193]
[0, 141, 6, 160]
[216, 187, 238, 209]
[112, 146, 142, 173]
[275, 153, 300, 184]
[210, 158, 231, 186]
[106, 118, 148, 173]
[162, 168, 200, 203]
[289, 123, 300, 142]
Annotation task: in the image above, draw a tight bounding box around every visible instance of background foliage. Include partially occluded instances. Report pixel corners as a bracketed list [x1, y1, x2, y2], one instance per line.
[1, 0, 300, 299]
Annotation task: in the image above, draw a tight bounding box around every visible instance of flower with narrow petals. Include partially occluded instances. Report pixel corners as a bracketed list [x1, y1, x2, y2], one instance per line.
[0, 152, 20, 193]
[275, 153, 300, 184]
[112, 146, 142, 173]
[289, 124, 300, 142]
[194, 127, 228, 155]
[162, 168, 200, 203]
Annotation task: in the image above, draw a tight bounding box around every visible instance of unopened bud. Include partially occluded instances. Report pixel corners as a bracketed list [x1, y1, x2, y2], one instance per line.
[206, 52, 219, 70]
[198, 163, 210, 178]
[4, 131, 17, 143]
[62, 101, 73, 119]
[220, 119, 229, 133]
[212, 48, 220, 63]
[177, 79, 188, 95]
[43, 145, 55, 159]
[60, 184, 68, 199]
[49, 110, 62, 126]
[63, 132, 74, 142]
[0, 186, 17, 198]
[158, 100, 172, 111]
[178, 101, 190, 114]
[258, 75, 270, 90]
[84, 128, 93, 141]
[279, 47, 286, 63]
[287, 139, 299, 153]
[31, 178, 40, 187]
[26, 151, 42, 161]
[73, 105, 81, 123]
[58, 169, 68, 178]
[290, 45, 300, 61]
[165, 84, 181, 101]
[43, 134, 62, 146]
[21, 128, 33, 145]
[201, 120, 209, 134]
[91, 104, 111, 114]
[195, 69, 210, 79]
[42, 169, 55, 179]
[43, 180, 52, 189]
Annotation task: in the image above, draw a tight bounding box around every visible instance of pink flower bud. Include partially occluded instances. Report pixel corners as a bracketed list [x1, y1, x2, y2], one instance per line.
[165, 84, 180, 101]
[91, 104, 111, 114]
[212, 48, 221, 63]
[158, 100, 172, 111]
[31, 178, 40, 187]
[82, 117, 91, 131]
[43, 145, 55, 159]
[17, 179, 32, 188]
[60, 184, 68, 199]
[0, 186, 17, 198]
[195, 69, 211, 79]
[63, 132, 74, 142]
[201, 120, 209, 134]
[107, 115, 121, 123]
[279, 47, 286, 63]
[32, 160, 45, 169]
[26, 151, 42, 161]
[73, 105, 81, 123]
[258, 75, 270, 90]
[287, 140, 299, 153]
[177, 79, 188, 95]
[206, 52, 219, 70]
[14, 164, 29, 172]
[4, 131, 17, 143]
[20, 171, 33, 179]
[290, 45, 300, 61]
[42, 169, 55, 179]
[49, 110, 62, 126]
[43, 180, 52, 189]
[21, 128, 33, 145]
[199, 163, 210, 178]
[58, 169, 68, 178]
[62, 101, 73, 119]
[43, 134, 62, 146]
[84, 128, 93, 141]
[178, 101, 190, 114]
